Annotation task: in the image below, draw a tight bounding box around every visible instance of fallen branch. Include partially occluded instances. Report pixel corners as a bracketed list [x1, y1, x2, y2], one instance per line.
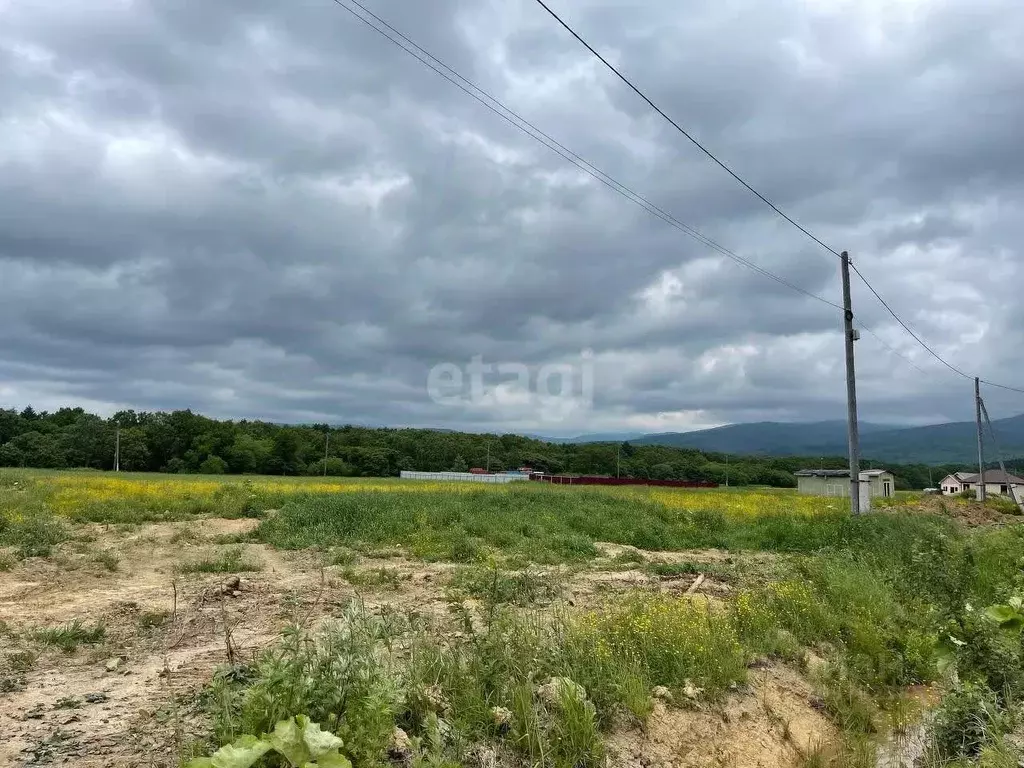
[685, 573, 705, 595]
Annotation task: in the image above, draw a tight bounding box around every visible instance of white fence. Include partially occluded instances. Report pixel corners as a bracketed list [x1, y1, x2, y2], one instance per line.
[399, 471, 530, 484]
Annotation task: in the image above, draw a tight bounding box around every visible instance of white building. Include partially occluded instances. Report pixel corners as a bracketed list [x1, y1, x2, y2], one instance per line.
[939, 470, 1024, 498]
[938, 472, 973, 495]
[399, 471, 529, 484]
[794, 469, 894, 512]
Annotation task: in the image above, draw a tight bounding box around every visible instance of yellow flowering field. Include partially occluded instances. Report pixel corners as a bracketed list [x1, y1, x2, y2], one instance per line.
[2, 468, 845, 526]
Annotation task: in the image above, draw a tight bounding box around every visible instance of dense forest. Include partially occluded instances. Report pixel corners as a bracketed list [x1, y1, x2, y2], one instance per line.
[1, 406, 1016, 489]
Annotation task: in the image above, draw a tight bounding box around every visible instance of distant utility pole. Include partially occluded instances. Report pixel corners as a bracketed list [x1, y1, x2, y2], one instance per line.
[324, 431, 330, 477]
[114, 422, 120, 473]
[840, 251, 862, 515]
[975, 377, 986, 502]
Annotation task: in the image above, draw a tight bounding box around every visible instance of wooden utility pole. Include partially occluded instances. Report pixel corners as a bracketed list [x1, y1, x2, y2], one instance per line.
[975, 377, 986, 501]
[840, 252, 862, 515]
[323, 431, 329, 477]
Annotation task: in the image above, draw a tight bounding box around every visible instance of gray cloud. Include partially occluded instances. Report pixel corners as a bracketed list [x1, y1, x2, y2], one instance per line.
[1, 0, 1022, 436]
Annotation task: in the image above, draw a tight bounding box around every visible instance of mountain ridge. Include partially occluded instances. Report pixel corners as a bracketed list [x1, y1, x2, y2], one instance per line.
[622, 414, 1024, 465]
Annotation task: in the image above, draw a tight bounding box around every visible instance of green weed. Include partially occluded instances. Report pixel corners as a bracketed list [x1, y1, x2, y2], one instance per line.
[91, 550, 120, 572]
[177, 547, 262, 574]
[32, 620, 106, 653]
[448, 564, 562, 607]
[340, 567, 403, 590]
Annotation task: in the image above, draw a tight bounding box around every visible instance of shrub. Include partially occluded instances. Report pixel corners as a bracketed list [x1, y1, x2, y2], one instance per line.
[199, 455, 228, 475]
[930, 681, 1007, 760]
[208, 607, 401, 766]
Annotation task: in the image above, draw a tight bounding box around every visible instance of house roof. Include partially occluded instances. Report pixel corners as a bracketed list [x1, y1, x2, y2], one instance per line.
[959, 470, 1024, 485]
[795, 469, 891, 478]
[939, 472, 972, 484]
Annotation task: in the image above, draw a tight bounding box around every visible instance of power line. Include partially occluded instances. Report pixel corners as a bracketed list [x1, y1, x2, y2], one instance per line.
[851, 264, 1024, 394]
[334, 0, 1024, 397]
[530, 0, 1024, 393]
[856, 323, 928, 375]
[328, 0, 843, 311]
[850, 262, 972, 379]
[530, 0, 843, 260]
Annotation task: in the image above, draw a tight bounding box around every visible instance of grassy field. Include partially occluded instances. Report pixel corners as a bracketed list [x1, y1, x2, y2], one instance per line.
[2, 469, 1024, 767]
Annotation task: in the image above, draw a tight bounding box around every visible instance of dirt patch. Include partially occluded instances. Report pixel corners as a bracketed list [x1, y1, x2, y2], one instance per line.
[0, 525, 841, 767]
[606, 665, 839, 768]
[896, 495, 1024, 527]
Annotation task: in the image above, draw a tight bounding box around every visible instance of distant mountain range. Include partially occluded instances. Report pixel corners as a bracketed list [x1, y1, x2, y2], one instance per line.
[538, 414, 1024, 465]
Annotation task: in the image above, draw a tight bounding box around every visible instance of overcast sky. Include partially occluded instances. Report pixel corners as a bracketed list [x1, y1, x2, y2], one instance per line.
[1, 0, 1022, 435]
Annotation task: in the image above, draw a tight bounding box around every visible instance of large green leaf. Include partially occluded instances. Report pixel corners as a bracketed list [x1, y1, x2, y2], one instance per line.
[186, 735, 272, 768]
[984, 604, 1024, 630]
[270, 718, 312, 766]
[305, 755, 353, 768]
[296, 715, 344, 759]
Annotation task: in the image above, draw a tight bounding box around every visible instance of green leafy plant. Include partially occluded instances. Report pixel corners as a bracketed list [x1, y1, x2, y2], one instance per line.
[984, 596, 1024, 634]
[187, 715, 351, 768]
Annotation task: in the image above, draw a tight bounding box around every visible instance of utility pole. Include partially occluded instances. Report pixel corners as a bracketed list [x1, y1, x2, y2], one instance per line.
[486, 442, 490, 472]
[114, 421, 120, 473]
[979, 396, 1023, 512]
[725, 454, 729, 488]
[840, 251, 862, 515]
[975, 377, 986, 502]
[323, 430, 329, 477]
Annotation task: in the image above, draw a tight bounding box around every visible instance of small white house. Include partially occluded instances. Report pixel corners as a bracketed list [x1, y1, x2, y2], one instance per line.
[794, 469, 895, 500]
[939, 472, 974, 495]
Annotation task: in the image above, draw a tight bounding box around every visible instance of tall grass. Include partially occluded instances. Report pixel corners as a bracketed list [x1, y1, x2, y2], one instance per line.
[255, 483, 964, 564]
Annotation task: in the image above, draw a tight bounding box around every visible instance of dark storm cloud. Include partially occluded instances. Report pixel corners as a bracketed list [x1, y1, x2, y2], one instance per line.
[1, 0, 1023, 435]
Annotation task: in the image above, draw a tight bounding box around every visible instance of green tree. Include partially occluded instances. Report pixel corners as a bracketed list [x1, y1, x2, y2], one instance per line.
[199, 455, 228, 475]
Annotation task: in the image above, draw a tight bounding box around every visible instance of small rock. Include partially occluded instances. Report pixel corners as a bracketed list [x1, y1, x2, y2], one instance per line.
[682, 680, 703, 701]
[104, 658, 121, 673]
[471, 745, 497, 768]
[490, 706, 513, 729]
[422, 684, 449, 714]
[537, 677, 587, 707]
[60, 714, 80, 725]
[231, 590, 243, 598]
[808, 695, 827, 712]
[651, 685, 673, 702]
[223, 576, 241, 593]
[388, 726, 412, 761]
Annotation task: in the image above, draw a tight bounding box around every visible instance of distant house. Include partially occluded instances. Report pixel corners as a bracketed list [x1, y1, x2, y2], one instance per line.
[941, 470, 1024, 498]
[794, 468, 895, 500]
[939, 472, 974, 495]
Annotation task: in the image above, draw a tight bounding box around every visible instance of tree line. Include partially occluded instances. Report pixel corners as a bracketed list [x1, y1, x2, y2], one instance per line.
[1, 405, 1014, 489]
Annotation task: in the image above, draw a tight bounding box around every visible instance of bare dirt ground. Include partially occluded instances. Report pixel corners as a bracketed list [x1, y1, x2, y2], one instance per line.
[900, 494, 1024, 527]
[1, 523, 834, 768]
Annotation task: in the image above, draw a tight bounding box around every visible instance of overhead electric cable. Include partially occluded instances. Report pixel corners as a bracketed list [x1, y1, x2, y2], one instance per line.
[530, 0, 843, 260]
[328, 0, 844, 311]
